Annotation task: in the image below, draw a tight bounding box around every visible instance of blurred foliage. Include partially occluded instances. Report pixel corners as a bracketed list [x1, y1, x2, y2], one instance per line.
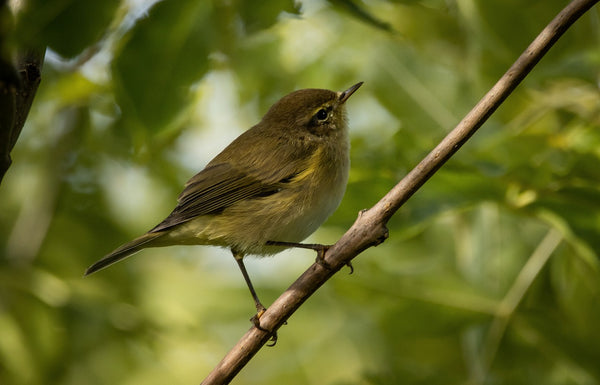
[1, 0, 600, 384]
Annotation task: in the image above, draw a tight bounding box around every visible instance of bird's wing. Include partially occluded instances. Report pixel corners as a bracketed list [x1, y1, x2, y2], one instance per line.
[150, 123, 320, 233]
[150, 160, 303, 233]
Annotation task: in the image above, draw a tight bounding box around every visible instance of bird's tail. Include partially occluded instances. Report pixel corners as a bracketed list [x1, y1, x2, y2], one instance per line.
[85, 231, 165, 275]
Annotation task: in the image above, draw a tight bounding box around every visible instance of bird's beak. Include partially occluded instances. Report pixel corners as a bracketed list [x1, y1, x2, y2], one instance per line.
[338, 82, 363, 104]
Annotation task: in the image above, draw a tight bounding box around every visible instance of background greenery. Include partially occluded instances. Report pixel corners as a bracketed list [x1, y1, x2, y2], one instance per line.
[2, 0, 599, 384]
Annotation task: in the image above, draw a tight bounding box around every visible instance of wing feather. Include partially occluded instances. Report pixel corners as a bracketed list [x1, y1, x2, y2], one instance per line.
[150, 124, 319, 233]
[151, 163, 282, 232]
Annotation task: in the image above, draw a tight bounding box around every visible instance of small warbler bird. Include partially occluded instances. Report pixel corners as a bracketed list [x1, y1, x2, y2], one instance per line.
[86, 82, 362, 321]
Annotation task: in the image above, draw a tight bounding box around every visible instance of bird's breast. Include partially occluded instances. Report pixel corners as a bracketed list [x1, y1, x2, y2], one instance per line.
[178, 139, 350, 256]
[272, 142, 349, 240]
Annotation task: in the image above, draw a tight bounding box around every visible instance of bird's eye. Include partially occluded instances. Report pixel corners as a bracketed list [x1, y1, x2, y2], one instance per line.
[316, 108, 328, 120]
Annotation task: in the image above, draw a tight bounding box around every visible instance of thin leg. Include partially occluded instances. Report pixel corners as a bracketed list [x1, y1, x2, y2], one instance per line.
[266, 240, 330, 263]
[266, 240, 329, 252]
[232, 251, 278, 346]
[233, 252, 266, 316]
[266, 240, 353, 274]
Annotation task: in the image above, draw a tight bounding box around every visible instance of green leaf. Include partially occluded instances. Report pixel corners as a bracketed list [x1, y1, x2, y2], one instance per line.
[15, 0, 120, 58]
[235, 0, 299, 34]
[112, 1, 214, 133]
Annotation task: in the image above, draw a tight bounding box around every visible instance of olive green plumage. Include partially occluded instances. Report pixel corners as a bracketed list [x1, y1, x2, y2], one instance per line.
[85, 83, 362, 310]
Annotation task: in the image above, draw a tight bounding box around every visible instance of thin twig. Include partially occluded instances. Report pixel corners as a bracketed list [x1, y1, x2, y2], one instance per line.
[478, 229, 563, 383]
[201, 0, 599, 383]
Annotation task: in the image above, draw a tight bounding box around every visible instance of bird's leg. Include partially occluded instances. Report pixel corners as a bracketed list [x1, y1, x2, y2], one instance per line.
[233, 252, 266, 316]
[266, 240, 329, 256]
[266, 241, 353, 273]
[233, 251, 277, 346]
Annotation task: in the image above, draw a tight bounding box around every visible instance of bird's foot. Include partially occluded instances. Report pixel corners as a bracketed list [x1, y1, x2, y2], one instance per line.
[266, 240, 353, 273]
[314, 245, 332, 269]
[250, 306, 278, 346]
[314, 246, 353, 274]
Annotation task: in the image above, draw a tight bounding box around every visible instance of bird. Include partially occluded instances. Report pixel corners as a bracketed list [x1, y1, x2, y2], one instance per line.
[85, 82, 363, 326]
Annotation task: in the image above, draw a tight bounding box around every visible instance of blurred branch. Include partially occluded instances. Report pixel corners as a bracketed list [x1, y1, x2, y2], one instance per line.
[478, 228, 562, 382]
[0, 42, 45, 183]
[201, 0, 599, 383]
[328, 0, 394, 32]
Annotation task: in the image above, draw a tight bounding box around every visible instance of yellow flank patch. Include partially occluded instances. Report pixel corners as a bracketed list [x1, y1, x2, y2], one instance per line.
[291, 146, 323, 184]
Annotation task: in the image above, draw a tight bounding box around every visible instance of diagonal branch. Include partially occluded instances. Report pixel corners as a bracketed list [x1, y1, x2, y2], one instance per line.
[201, 0, 599, 383]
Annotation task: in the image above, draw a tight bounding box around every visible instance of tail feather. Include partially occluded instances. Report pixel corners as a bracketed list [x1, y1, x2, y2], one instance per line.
[85, 232, 165, 275]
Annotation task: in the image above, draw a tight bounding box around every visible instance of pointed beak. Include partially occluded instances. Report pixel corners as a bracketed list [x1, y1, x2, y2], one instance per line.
[338, 82, 363, 104]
